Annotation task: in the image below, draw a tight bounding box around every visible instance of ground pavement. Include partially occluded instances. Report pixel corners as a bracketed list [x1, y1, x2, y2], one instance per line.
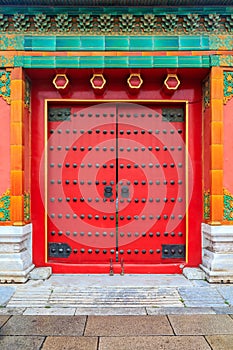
[1, 274, 233, 349]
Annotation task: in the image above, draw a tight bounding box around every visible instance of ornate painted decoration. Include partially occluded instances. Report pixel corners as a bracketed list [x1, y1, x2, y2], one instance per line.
[0, 189, 10, 221]
[0, 70, 11, 104]
[127, 73, 143, 89]
[24, 192, 30, 221]
[164, 74, 180, 92]
[90, 74, 106, 90]
[0, 13, 233, 35]
[53, 74, 69, 90]
[224, 188, 233, 221]
[204, 190, 210, 220]
[202, 76, 210, 110]
[24, 77, 31, 109]
[224, 71, 233, 104]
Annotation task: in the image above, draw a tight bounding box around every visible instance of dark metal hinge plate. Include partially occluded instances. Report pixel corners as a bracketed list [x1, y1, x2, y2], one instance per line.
[49, 243, 72, 258]
[162, 244, 185, 259]
[48, 107, 71, 121]
[162, 107, 184, 122]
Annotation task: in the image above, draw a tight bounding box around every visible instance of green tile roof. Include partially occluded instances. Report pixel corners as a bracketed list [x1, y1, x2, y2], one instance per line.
[0, 0, 232, 5]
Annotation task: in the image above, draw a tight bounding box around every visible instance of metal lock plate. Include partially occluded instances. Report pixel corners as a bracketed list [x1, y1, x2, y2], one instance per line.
[121, 186, 129, 198]
[104, 185, 113, 198]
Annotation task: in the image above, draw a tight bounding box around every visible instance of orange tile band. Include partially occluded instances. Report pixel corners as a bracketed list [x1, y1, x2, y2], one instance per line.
[209, 67, 224, 224]
[10, 67, 25, 225]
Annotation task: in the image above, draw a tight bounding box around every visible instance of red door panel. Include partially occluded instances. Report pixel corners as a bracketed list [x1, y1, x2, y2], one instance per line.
[117, 103, 186, 264]
[47, 103, 117, 263]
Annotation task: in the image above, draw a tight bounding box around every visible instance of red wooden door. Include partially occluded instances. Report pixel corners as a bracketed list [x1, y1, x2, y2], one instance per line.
[46, 101, 186, 270]
[47, 103, 117, 264]
[117, 103, 186, 265]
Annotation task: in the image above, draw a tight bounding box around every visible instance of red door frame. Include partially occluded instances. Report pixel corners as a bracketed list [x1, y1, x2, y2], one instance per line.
[31, 97, 202, 274]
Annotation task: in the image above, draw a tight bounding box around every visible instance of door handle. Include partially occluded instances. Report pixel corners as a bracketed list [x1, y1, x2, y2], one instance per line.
[121, 186, 129, 198]
[104, 186, 113, 198]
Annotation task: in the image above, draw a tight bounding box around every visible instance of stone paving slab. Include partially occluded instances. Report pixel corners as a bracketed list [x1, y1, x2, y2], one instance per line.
[212, 307, 233, 314]
[0, 315, 10, 328]
[41, 336, 98, 350]
[75, 307, 147, 315]
[23, 307, 76, 315]
[178, 287, 227, 307]
[0, 336, 45, 350]
[7, 287, 51, 308]
[0, 315, 86, 336]
[0, 308, 25, 315]
[48, 287, 183, 308]
[85, 315, 173, 336]
[44, 274, 192, 287]
[99, 336, 211, 350]
[206, 335, 233, 350]
[146, 307, 215, 315]
[0, 286, 16, 306]
[217, 286, 233, 306]
[190, 280, 211, 287]
[168, 315, 233, 335]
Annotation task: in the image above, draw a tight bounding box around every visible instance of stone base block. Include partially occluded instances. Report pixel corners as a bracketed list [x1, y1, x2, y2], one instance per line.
[0, 224, 34, 283]
[183, 267, 205, 280]
[201, 223, 233, 283]
[0, 265, 34, 283]
[29, 267, 52, 280]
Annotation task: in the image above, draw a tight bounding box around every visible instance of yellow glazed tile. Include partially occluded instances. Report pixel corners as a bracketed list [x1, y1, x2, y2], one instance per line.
[10, 122, 24, 145]
[11, 80, 24, 101]
[211, 66, 223, 80]
[11, 100, 24, 122]
[211, 99, 223, 122]
[210, 144, 223, 170]
[11, 195, 24, 222]
[11, 170, 24, 196]
[210, 169, 223, 195]
[10, 145, 24, 170]
[211, 78, 224, 100]
[210, 194, 223, 222]
[211, 121, 223, 144]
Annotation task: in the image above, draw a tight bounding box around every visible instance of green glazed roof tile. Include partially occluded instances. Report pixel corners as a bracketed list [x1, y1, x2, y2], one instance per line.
[104, 56, 129, 67]
[0, 0, 232, 6]
[56, 37, 81, 50]
[24, 36, 56, 51]
[153, 36, 179, 50]
[105, 36, 130, 50]
[11, 55, 211, 68]
[129, 36, 154, 50]
[129, 56, 153, 67]
[79, 56, 105, 67]
[80, 36, 105, 50]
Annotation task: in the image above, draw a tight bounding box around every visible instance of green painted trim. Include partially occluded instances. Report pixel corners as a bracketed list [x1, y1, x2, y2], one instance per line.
[1, 33, 233, 52]
[23, 35, 211, 51]
[13, 55, 210, 68]
[0, 6, 233, 16]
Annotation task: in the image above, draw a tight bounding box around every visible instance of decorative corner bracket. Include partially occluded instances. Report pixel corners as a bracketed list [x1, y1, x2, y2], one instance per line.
[127, 73, 143, 89]
[90, 74, 106, 90]
[164, 74, 180, 93]
[53, 74, 69, 90]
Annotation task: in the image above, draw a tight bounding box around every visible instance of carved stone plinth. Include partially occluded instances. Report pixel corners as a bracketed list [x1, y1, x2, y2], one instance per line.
[201, 223, 233, 283]
[0, 224, 34, 283]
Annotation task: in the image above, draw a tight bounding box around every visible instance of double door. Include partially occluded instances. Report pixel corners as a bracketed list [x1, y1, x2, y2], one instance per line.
[47, 102, 186, 269]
